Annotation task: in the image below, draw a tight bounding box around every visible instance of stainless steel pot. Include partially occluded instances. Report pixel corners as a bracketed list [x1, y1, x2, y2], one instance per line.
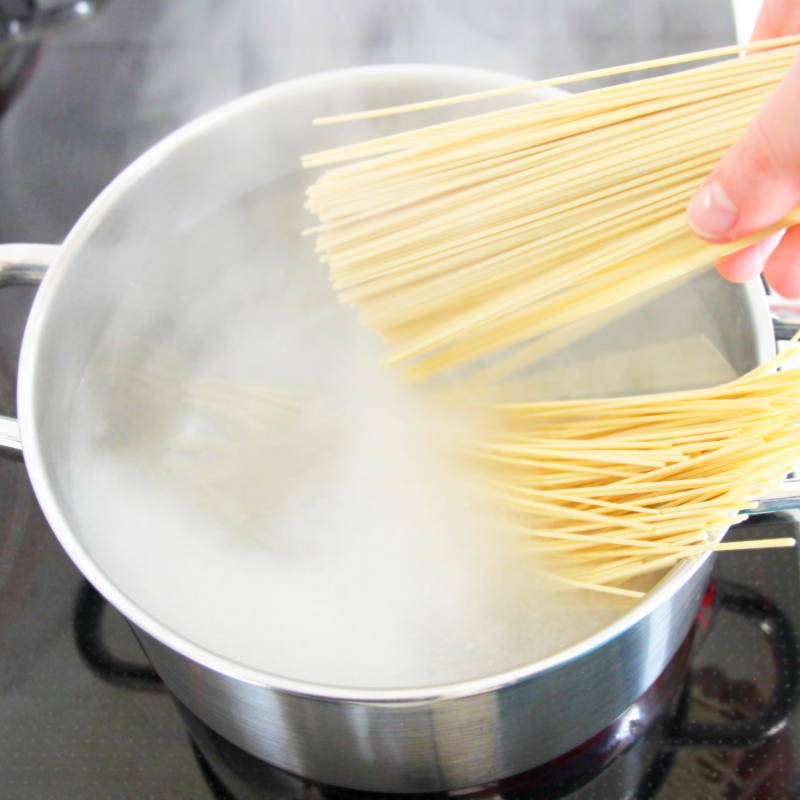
[0, 65, 795, 793]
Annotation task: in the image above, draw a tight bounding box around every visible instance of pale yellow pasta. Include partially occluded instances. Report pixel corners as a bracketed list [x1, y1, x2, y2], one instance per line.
[469, 337, 800, 598]
[304, 37, 800, 381]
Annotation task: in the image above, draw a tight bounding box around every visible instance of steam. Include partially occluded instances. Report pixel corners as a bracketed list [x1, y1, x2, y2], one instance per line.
[121, 0, 730, 149]
[63, 88, 629, 686]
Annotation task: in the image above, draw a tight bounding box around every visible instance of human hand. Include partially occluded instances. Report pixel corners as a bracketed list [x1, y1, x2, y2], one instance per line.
[686, 0, 800, 296]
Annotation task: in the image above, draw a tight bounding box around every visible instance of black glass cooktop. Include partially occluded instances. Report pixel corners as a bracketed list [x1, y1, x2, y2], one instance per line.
[6, 2, 796, 798]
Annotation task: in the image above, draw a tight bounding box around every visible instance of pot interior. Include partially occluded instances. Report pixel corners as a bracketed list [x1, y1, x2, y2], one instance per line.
[22, 65, 774, 690]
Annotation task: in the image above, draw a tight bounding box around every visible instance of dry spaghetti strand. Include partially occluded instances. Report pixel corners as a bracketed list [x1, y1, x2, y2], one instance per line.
[312, 34, 800, 124]
[304, 38, 800, 598]
[304, 37, 800, 381]
[467, 336, 800, 597]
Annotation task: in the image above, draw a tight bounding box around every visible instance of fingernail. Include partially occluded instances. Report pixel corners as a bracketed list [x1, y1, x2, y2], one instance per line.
[687, 180, 739, 239]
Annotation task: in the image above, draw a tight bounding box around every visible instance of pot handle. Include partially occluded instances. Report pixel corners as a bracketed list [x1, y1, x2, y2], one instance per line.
[770, 295, 800, 342]
[0, 243, 57, 456]
[740, 295, 800, 515]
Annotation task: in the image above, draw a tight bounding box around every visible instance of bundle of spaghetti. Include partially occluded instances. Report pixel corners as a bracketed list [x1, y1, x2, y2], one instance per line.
[467, 340, 800, 599]
[304, 36, 800, 381]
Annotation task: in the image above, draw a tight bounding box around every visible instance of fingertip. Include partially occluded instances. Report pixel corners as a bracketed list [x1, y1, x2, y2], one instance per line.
[716, 252, 760, 283]
[764, 267, 800, 299]
[687, 180, 739, 242]
[715, 231, 784, 283]
[763, 225, 800, 298]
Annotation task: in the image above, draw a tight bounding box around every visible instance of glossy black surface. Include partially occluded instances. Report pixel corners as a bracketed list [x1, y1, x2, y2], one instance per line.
[6, 2, 799, 799]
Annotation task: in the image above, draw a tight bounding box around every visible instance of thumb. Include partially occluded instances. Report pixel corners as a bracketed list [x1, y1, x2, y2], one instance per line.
[687, 51, 800, 243]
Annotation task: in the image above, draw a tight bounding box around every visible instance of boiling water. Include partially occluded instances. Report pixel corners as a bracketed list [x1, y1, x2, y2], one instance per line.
[66, 175, 732, 689]
[71, 361, 631, 687]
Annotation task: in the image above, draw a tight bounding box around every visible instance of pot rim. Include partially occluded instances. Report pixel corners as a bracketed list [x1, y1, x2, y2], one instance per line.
[16, 63, 776, 704]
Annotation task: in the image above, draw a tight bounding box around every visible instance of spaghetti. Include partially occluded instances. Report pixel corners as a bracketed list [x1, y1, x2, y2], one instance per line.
[469, 338, 800, 598]
[302, 38, 800, 598]
[304, 37, 800, 381]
